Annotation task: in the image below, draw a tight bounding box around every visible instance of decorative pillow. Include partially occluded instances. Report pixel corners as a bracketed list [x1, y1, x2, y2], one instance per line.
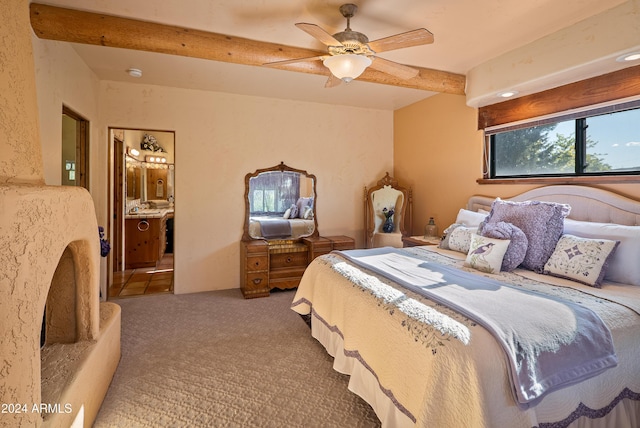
[438, 223, 460, 249]
[480, 221, 528, 272]
[283, 208, 291, 219]
[479, 199, 570, 273]
[296, 197, 313, 219]
[563, 219, 640, 286]
[439, 224, 477, 253]
[464, 234, 511, 274]
[455, 209, 488, 227]
[302, 206, 313, 219]
[543, 234, 619, 287]
[289, 204, 299, 219]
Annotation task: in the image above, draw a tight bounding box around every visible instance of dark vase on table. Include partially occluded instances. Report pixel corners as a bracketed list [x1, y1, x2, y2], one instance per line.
[382, 216, 394, 233]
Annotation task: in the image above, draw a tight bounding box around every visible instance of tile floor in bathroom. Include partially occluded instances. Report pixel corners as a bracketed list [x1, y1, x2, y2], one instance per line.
[109, 253, 174, 298]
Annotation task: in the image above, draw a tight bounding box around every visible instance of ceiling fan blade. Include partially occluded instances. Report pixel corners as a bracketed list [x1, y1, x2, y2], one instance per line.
[263, 55, 326, 67]
[295, 23, 343, 46]
[368, 28, 434, 53]
[369, 57, 419, 80]
[324, 74, 342, 88]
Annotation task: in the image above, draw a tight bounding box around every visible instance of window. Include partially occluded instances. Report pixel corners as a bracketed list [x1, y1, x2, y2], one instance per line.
[487, 102, 640, 179]
[249, 171, 300, 216]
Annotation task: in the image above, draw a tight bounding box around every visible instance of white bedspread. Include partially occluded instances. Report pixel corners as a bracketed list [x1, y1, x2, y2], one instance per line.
[291, 246, 640, 428]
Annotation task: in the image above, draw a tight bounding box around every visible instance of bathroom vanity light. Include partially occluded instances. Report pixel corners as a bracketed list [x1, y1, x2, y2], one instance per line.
[145, 155, 167, 163]
[126, 147, 140, 159]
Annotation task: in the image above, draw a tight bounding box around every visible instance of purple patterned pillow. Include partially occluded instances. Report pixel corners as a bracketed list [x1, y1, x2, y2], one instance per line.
[480, 221, 528, 272]
[296, 197, 312, 219]
[479, 199, 570, 273]
[289, 203, 299, 219]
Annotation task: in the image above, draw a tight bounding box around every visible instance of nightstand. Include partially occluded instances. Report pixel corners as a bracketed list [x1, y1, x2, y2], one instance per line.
[402, 235, 440, 248]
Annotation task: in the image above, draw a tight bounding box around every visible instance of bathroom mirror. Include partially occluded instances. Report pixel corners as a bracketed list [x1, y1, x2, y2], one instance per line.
[124, 130, 175, 203]
[125, 156, 142, 200]
[242, 162, 319, 241]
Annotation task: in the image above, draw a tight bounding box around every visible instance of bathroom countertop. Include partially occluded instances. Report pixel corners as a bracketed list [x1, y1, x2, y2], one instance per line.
[125, 208, 174, 220]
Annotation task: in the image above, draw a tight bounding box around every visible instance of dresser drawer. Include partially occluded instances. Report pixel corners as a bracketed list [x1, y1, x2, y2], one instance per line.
[327, 235, 356, 251]
[270, 252, 308, 269]
[246, 255, 268, 272]
[245, 272, 269, 290]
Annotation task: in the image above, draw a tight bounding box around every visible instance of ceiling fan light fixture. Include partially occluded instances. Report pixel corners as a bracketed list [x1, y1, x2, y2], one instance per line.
[323, 54, 372, 83]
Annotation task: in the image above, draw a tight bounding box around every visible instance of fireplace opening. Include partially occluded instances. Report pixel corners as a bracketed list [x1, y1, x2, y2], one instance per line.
[44, 246, 78, 345]
[40, 308, 46, 349]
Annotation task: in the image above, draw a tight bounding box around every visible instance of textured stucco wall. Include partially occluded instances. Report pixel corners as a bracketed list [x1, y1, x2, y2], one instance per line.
[0, 0, 44, 185]
[0, 1, 110, 426]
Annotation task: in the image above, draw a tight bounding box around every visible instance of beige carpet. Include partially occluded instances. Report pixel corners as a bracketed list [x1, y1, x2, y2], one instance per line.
[94, 288, 380, 427]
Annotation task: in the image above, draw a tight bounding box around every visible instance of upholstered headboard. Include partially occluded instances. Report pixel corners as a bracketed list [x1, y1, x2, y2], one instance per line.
[467, 185, 640, 226]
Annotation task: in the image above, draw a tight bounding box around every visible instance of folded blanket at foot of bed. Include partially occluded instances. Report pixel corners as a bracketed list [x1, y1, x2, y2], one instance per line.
[259, 219, 292, 238]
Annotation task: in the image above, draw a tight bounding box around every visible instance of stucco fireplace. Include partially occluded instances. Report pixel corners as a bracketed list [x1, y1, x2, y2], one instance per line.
[0, 1, 121, 426]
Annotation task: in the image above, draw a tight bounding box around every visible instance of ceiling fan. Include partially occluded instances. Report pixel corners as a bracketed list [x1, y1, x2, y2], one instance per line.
[264, 3, 434, 87]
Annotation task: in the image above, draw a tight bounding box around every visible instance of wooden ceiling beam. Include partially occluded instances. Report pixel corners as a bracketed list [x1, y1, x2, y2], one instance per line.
[30, 3, 466, 95]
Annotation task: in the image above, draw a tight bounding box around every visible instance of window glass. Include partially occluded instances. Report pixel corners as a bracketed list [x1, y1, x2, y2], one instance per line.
[493, 121, 575, 177]
[252, 191, 264, 213]
[585, 109, 640, 173]
[489, 106, 640, 178]
[249, 171, 300, 215]
[264, 189, 276, 212]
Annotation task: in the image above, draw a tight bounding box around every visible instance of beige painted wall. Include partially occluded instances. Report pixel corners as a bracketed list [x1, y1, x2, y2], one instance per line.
[394, 93, 640, 236]
[31, 35, 394, 295]
[32, 38, 112, 295]
[99, 82, 393, 294]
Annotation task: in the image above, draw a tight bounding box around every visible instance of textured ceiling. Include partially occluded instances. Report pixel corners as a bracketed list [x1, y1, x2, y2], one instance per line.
[35, 0, 629, 110]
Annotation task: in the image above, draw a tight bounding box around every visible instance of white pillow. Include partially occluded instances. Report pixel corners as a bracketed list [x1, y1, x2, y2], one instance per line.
[283, 208, 291, 219]
[439, 224, 477, 253]
[563, 219, 640, 286]
[455, 209, 488, 227]
[465, 234, 511, 274]
[303, 206, 313, 219]
[543, 234, 619, 287]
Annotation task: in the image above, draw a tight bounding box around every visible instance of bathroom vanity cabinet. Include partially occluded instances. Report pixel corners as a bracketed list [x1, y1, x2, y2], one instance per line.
[125, 213, 169, 269]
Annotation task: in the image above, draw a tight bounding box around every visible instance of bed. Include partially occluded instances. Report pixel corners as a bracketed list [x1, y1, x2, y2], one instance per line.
[248, 216, 315, 239]
[291, 185, 640, 428]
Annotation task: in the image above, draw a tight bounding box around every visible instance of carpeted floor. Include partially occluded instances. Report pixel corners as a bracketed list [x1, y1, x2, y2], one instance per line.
[95, 288, 381, 427]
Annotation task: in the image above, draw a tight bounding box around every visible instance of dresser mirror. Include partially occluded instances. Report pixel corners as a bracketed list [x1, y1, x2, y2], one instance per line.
[242, 162, 319, 241]
[125, 156, 175, 203]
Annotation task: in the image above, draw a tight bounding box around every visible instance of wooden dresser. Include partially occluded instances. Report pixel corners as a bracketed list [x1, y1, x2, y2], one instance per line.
[240, 235, 355, 299]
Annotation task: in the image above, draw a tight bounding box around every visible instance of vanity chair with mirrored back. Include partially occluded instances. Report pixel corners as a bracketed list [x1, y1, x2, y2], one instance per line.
[364, 172, 413, 248]
[240, 162, 354, 298]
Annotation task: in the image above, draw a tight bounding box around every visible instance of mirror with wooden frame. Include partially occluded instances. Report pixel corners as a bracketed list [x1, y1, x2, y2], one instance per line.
[242, 162, 319, 241]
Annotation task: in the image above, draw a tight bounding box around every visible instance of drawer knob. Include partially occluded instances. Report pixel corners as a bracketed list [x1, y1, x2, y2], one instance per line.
[286, 256, 292, 263]
[252, 278, 262, 285]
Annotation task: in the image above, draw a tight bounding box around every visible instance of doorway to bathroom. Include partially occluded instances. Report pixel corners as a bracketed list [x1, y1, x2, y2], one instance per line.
[109, 128, 175, 298]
